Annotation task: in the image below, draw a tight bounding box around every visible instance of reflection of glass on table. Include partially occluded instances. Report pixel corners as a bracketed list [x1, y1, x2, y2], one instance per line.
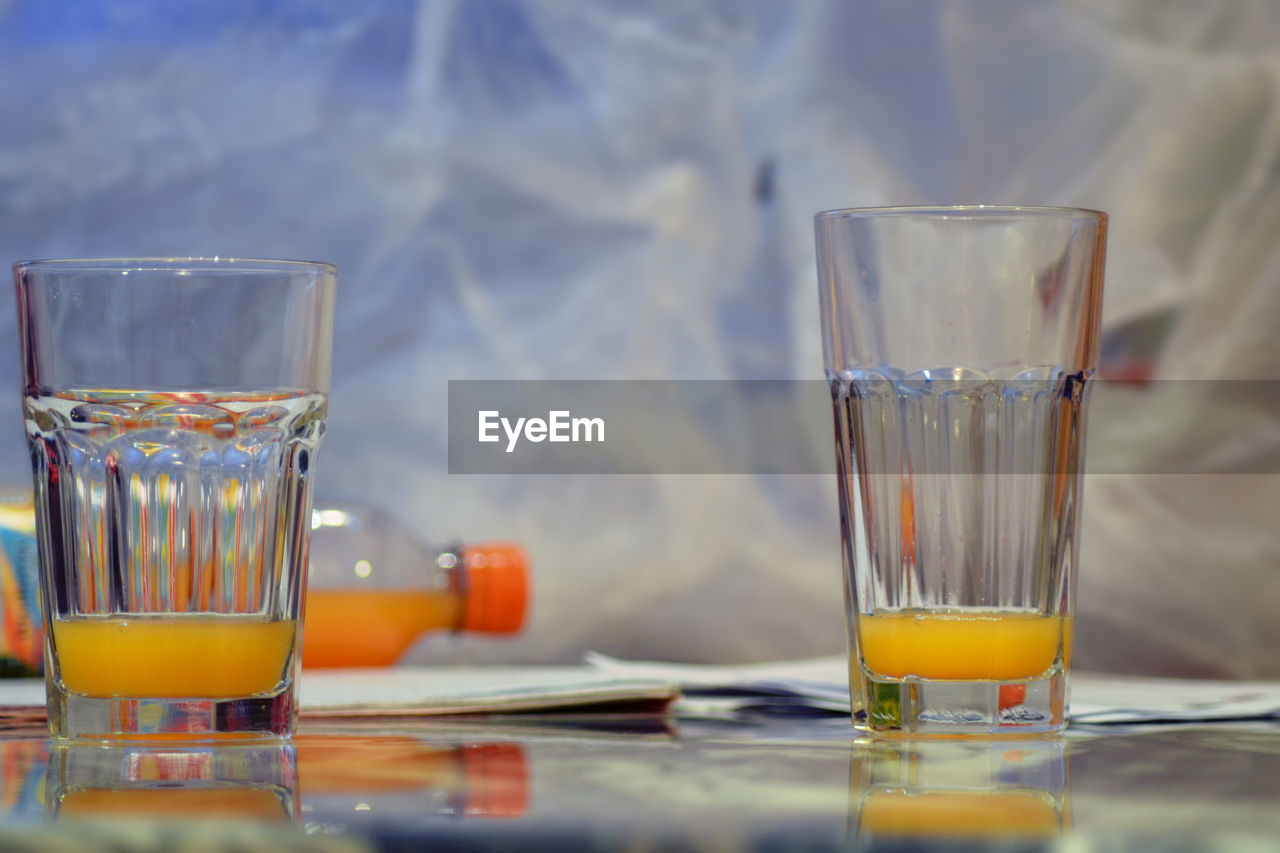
[45, 741, 297, 822]
[848, 738, 1069, 841]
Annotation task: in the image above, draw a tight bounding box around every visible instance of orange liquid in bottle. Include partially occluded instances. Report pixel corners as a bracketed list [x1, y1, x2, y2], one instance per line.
[52, 616, 295, 698]
[858, 610, 1069, 680]
[301, 589, 460, 668]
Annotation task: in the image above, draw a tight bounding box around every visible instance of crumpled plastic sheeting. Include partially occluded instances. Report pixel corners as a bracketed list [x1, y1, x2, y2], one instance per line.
[0, 1, 1275, 673]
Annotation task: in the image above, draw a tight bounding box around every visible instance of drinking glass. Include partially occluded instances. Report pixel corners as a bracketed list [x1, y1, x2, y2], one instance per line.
[15, 257, 336, 740]
[815, 207, 1106, 735]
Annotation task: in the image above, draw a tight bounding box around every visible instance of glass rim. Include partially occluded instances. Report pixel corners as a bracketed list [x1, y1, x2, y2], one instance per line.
[814, 204, 1107, 223]
[13, 256, 338, 275]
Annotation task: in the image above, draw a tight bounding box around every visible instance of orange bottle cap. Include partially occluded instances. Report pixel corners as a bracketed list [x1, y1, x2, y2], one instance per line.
[460, 544, 528, 634]
[459, 742, 529, 817]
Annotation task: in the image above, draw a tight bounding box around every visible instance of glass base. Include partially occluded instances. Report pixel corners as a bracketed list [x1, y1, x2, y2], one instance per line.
[851, 669, 1067, 737]
[48, 681, 296, 741]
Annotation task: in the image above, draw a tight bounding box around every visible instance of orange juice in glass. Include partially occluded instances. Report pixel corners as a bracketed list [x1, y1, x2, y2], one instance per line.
[816, 207, 1105, 734]
[16, 259, 336, 740]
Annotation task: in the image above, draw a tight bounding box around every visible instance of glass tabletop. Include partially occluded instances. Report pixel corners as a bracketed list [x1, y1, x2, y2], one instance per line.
[3, 712, 1279, 849]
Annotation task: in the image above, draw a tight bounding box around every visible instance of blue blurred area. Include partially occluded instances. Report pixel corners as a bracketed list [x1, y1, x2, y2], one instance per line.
[6, 1, 363, 40]
[0, 0, 1277, 671]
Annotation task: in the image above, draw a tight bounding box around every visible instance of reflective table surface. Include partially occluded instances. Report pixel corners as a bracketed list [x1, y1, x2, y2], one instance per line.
[3, 711, 1279, 850]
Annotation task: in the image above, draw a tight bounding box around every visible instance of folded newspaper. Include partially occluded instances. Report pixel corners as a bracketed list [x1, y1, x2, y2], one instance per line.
[301, 666, 679, 717]
[0, 656, 1276, 725]
[585, 653, 1280, 724]
[0, 666, 681, 728]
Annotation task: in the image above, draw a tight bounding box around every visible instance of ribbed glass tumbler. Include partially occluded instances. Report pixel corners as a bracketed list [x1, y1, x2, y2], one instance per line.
[814, 207, 1106, 735]
[15, 258, 336, 740]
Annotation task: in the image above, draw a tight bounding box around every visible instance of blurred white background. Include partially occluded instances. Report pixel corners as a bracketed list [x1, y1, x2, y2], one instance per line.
[0, 0, 1276, 674]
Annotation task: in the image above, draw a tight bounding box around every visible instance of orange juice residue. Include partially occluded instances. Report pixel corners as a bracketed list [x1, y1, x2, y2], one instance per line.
[858, 610, 1068, 681]
[56, 787, 290, 821]
[860, 790, 1061, 837]
[302, 589, 460, 668]
[52, 616, 295, 698]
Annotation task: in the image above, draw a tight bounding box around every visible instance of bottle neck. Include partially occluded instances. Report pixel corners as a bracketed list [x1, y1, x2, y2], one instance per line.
[437, 545, 468, 633]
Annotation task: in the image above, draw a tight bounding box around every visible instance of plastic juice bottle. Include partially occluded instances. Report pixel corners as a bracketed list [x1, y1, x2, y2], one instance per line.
[0, 492, 529, 675]
[303, 503, 528, 668]
[0, 491, 40, 677]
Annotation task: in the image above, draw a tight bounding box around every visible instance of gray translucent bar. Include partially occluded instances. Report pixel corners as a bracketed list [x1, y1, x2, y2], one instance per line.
[447, 380, 1280, 475]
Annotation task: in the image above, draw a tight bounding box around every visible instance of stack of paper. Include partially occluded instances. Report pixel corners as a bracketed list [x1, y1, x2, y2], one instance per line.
[587, 653, 1280, 725]
[301, 666, 679, 717]
[0, 666, 680, 729]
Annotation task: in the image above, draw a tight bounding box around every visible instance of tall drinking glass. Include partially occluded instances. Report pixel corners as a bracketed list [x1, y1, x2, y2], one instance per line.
[15, 258, 336, 740]
[815, 207, 1106, 735]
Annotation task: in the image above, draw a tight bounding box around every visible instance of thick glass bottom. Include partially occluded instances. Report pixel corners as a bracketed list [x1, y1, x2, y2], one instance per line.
[47, 681, 296, 741]
[851, 668, 1067, 737]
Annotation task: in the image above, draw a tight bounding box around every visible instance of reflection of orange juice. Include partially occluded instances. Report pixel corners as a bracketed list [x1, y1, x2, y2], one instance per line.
[56, 787, 291, 821]
[860, 790, 1060, 837]
[52, 616, 294, 697]
[302, 590, 459, 668]
[858, 610, 1069, 680]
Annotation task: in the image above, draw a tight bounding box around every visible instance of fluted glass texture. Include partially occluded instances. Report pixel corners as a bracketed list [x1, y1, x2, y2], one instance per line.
[15, 258, 336, 739]
[816, 207, 1106, 734]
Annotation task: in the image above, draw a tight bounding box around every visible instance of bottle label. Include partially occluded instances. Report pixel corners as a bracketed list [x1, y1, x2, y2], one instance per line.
[0, 496, 41, 676]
